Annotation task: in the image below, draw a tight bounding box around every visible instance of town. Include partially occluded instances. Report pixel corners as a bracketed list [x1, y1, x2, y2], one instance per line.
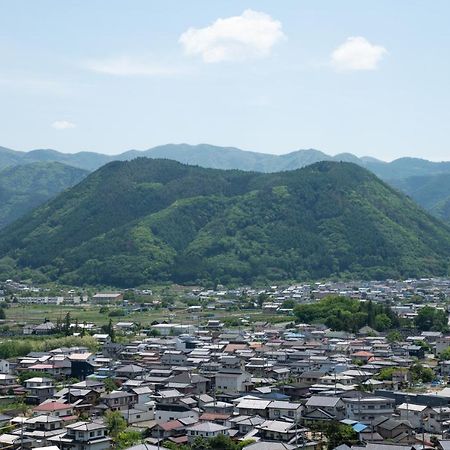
[0, 278, 448, 449]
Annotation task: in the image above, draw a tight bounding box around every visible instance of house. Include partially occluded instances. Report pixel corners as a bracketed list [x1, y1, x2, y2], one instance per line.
[56, 388, 100, 408]
[120, 407, 153, 425]
[50, 421, 111, 450]
[100, 391, 137, 411]
[0, 360, 10, 374]
[372, 416, 414, 441]
[150, 419, 186, 440]
[115, 364, 145, 379]
[33, 401, 74, 419]
[92, 293, 123, 303]
[215, 369, 251, 394]
[0, 374, 17, 387]
[20, 415, 66, 445]
[396, 403, 433, 430]
[303, 396, 345, 422]
[167, 372, 209, 394]
[229, 415, 266, 435]
[25, 377, 56, 403]
[344, 396, 395, 422]
[186, 421, 229, 443]
[267, 401, 302, 421]
[257, 420, 301, 442]
[69, 353, 95, 380]
[155, 404, 199, 423]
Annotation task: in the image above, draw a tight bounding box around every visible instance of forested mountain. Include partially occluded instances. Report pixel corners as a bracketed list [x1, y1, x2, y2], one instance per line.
[0, 162, 88, 229]
[0, 159, 449, 287]
[393, 173, 450, 223]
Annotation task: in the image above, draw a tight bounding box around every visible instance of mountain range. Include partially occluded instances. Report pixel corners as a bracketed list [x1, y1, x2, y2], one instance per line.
[2, 143, 450, 180]
[0, 143, 449, 236]
[0, 159, 449, 287]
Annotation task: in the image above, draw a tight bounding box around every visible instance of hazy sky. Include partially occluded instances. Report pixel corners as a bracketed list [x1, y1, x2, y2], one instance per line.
[1, 0, 449, 161]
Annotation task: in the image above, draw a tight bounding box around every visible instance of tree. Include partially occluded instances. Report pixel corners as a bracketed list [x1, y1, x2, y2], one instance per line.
[63, 312, 71, 336]
[410, 363, 435, 383]
[116, 430, 142, 449]
[415, 306, 448, 332]
[294, 295, 399, 332]
[374, 313, 392, 331]
[387, 331, 402, 343]
[441, 347, 450, 361]
[281, 299, 295, 309]
[376, 367, 397, 381]
[105, 410, 126, 440]
[324, 422, 358, 448]
[80, 321, 87, 337]
[19, 370, 53, 384]
[257, 293, 268, 308]
[367, 299, 374, 328]
[104, 378, 119, 393]
[107, 318, 116, 343]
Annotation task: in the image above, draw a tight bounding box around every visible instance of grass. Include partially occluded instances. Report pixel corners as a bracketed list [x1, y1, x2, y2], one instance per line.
[3, 303, 291, 329]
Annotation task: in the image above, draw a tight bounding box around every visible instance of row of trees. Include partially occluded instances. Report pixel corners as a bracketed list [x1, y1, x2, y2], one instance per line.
[294, 297, 400, 332]
[294, 296, 449, 333]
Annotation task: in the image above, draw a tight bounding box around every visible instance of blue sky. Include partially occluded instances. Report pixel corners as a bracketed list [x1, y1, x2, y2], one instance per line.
[1, 0, 449, 161]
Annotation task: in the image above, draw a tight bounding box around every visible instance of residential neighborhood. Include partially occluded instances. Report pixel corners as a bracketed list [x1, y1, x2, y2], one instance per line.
[0, 279, 449, 448]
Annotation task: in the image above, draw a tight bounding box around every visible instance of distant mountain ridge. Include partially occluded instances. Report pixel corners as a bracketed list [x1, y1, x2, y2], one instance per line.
[0, 162, 89, 229]
[1, 143, 450, 181]
[0, 159, 449, 287]
[392, 173, 450, 223]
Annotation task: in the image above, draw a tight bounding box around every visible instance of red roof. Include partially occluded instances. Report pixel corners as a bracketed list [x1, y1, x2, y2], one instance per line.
[159, 420, 183, 431]
[34, 402, 71, 412]
[352, 351, 374, 357]
[29, 364, 53, 369]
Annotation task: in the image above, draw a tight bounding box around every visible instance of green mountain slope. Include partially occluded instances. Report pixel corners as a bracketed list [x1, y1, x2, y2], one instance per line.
[0, 159, 449, 287]
[0, 162, 89, 229]
[393, 173, 450, 223]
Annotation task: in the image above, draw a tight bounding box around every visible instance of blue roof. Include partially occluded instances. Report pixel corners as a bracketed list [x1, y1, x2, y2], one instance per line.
[353, 423, 368, 432]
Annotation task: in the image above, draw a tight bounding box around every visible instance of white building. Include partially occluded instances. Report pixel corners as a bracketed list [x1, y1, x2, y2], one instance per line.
[186, 421, 229, 443]
[215, 369, 251, 394]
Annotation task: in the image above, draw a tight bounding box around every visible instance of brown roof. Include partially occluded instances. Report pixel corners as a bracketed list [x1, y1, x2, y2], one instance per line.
[159, 420, 183, 431]
[224, 344, 248, 353]
[199, 413, 231, 421]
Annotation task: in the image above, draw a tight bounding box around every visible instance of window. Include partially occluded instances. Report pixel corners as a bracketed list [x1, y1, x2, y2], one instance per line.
[90, 432, 95, 437]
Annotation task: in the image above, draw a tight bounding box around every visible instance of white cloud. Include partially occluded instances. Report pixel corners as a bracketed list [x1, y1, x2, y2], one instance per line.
[331, 36, 387, 71]
[52, 120, 76, 130]
[179, 9, 285, 63]
[85, 56, 181, 76]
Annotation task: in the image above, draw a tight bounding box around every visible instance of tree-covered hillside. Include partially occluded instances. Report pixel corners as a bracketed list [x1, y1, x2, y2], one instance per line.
[393, 173, 450, 223]
[0, 159, 449, 287]
[0, 162, 88, 229]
